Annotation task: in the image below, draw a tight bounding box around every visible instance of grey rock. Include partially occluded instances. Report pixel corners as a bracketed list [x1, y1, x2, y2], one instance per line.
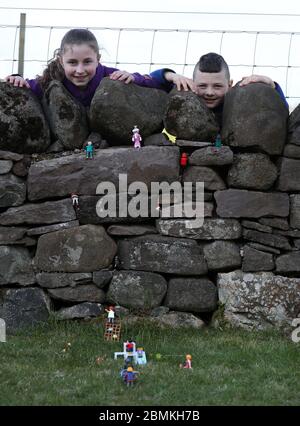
[56, 302, 104, 320]
[106, 270, 167, 309]
[0, 160, 13, 174]
[277, 158, 300, 191]
[27, 220, 79, 236]
[276, 251, 300, 274]
[48, 284, 105, 303]
[164, 277, 217, 312]
[227, 153, 278, 190]
[0, 199, 76, 226]
[242, 245, 274, 272]
[222, 83, 288, 155]
[34, 224, 117, 272]
[0, 245, 35, 286]
[247, 242, 281, 255]
[288, 103, 300, 146]
[163, 89, 219, 141]
[90, 78, 168, 144]
[150, 306, 170, 317]
[12, 155, 31, 177]
[118, 235, 208, 275]
[92, 270, 113, 289]
[150, 311, 206, 329]
[42, 80, 89, 150]
[144, 133, 173, 146]
[0, 82, 51, 154]
[215, 189, 289, 218]
[183, 166, 226, 191]
[203, 241, 241, 271]
[0, 287, 51, 332]
[290, 194, 300, 229]
[0, 173, 26, 207]
[107, 224, 157, 236]
[0, 150, 23, 161]
[241, 220, 272, 233]
[218, 270, 300, 330]
[283, 144, 300, 159]
[258, 217, 289, 231]
[36, 272, 92, 288]
[243, 228, 292, 250]
[27, 146, 179, 201]
[156, 218, 242, 240]
[189, 145, 233, 166]
[0, 226, 27, 244]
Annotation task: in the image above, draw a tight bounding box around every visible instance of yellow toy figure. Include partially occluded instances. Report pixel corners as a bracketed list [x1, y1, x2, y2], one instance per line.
[179, 354, 192, 369]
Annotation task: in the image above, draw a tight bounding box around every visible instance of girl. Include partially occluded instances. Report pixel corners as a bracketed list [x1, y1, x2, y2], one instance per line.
[5, 28, 175, 107]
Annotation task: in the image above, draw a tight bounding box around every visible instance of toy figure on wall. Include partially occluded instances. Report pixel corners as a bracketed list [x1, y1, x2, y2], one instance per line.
[85, 141, 94, 158]
[132, 125, 142, 149]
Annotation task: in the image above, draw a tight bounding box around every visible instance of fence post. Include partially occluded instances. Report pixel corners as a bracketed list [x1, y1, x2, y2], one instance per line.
[18, 13, 26, 76]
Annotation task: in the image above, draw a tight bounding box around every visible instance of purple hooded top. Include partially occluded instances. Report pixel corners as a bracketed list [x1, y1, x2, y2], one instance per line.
[27, 64, 173, 107]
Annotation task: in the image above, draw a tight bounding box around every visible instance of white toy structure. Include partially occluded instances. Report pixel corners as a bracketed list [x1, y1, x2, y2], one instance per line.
[114, 341, 138, 364]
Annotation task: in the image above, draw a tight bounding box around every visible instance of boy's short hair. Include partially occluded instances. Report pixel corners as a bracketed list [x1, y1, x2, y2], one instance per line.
[193, 52, 230, 80]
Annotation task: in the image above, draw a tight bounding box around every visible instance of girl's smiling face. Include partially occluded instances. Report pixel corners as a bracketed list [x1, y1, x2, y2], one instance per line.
[59, 43, 99, 88]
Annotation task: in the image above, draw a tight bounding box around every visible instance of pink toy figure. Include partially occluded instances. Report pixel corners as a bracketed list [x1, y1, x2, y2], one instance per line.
[180, 354, 192, 369]
[132, 125, 142, 149]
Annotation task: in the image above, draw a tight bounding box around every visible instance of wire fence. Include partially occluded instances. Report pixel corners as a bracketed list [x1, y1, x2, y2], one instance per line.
[1, 23, 300, 110]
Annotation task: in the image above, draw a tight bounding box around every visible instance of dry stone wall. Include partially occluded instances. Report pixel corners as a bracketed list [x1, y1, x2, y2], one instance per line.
[0, 80, 299, 333]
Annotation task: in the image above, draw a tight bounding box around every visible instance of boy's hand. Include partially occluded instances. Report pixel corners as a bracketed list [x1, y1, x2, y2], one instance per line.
[109, 70, 134, 84]
[164, 71, 196, 92]
[5, 75, 30, 88]
[239, 75, 275, 89]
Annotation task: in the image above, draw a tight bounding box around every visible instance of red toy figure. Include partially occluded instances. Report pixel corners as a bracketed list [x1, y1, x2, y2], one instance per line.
[180, 354, 192, 369]
[180, 152, 188, 168]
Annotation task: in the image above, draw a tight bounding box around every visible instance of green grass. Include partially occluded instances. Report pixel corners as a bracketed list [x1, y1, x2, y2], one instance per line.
[0, 317, 299, 406]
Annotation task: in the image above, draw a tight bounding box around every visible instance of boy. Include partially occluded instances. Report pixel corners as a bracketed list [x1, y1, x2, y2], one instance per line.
[151, 52, 288, 125]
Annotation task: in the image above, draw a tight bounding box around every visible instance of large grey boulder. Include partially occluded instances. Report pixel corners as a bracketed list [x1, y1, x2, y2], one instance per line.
[189, 145, 233, 166]
[0, 174, 26, 208]
[118, 235, 208, 275]
[203, 241, 241, 271]
[0, 199, 76, 225]
[90, 78, 168, 145]
[0, 246, 35, 286]
[34, 224, 117, 272]
[56, 302, 104, 320]
[27, 146, 179, 201]
[0, 287, 51, 332]
[215, 189, 289, 218]
[222, 83, 288, 155]
[48, 285, 105, 303]
[163, 89, 219, 141]
[0, 82, 51, 153]
[36, 272, 92, 288]
[106, 270, 167, 309]
[42, 80, 89, 150]
[227, 153, 278, 190]
[164, 277, 217, 312]
[218, 270, 300, 330]
[277, 158, 300, 191]
[287, 102, 300, 146]
[183, 166, 226, 191]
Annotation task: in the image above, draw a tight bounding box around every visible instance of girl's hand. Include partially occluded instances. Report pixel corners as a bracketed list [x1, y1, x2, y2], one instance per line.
[164, 71, 196, 92]
[5, 75, 30, 88]
[109, 70, 134, 84]
[239, 75, 275, 89]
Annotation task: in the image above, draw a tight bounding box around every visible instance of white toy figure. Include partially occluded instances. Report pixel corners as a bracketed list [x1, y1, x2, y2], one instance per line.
[132, 125, 142, 149]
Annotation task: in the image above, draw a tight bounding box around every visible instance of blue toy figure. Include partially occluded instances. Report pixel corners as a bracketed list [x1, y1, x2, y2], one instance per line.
[214, 134, 222, 148]
[85, 141, 94, 158]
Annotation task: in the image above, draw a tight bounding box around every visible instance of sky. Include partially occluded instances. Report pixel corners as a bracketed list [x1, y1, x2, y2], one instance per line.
[1, 0, 300, 110]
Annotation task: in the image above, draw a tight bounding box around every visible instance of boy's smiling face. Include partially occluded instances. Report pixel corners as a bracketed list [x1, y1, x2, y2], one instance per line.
[193, 68, 232, 109]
